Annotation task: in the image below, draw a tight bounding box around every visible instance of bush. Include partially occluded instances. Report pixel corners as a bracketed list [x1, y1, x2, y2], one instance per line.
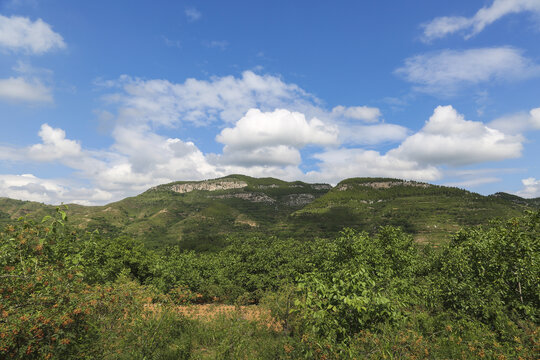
[429, 211, 540, 326]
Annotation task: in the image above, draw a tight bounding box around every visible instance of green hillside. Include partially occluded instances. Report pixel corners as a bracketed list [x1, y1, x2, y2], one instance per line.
[86, 175, 332, 250]
[0, 175, 537, 249]
[1, 175, 331, 250]
[489, 191, 540, 208]
[290, 178, 534, 243]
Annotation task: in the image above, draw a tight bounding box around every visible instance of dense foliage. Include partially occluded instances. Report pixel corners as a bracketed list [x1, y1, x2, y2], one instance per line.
[1, 208, 538, 359]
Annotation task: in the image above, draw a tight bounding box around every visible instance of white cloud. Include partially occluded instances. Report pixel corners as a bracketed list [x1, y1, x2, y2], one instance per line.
[331, 105, 381, 122]
[489, 107, 540, 134]
[391, 105, 523, 166]
[422, 16, 472, 42]
[27, 124, 82, 161]
[101, 71, 390, 129]
[103, 71, 316, 127]
[108, 124, 217, 181]
[1, 68, 531, 205]
[216, 145, 302, 167]
[0, 14, 65, 54]
[0, 174, 112, 205]
[0, 122, 223, 201]
[307, 105, 525, 185]
[215, 108, 338, 166]
[8, 69, 353, 203]
[307, 148, 442, 185]
[0, 105, 528, 205]
[0, 76, 52, 102]
[395, 47, 540, 95]
[102, 71, 390, 150]
[532, 108, 540, 126]
[0, 124, 108, 180]
[217, 109, 338, 150]
[185, 7, 201, 22]
[422, 0, 540, 42]
[516, 177, 540, 198]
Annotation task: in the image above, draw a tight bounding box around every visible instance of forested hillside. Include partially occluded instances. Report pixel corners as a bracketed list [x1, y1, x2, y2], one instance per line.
[1, 208, 538, 358]
[0, 175, 537, 250]
[292, 177, 532, 242]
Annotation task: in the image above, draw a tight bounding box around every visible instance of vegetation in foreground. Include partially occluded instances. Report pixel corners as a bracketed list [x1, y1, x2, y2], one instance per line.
[1, 208, 538, 359]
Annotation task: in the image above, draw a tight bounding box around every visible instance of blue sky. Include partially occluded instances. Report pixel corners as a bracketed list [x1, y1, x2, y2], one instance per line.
[0, 0, 539, 205]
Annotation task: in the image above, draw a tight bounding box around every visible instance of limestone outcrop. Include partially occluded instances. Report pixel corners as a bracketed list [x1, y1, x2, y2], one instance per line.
[337, 181, 430, 191]
[214, 192, 276, 203]
[167, 180, 248, 193]
[284, 193, 316, 206]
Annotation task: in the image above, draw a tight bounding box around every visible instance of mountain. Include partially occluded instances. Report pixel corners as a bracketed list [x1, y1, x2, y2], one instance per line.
[1, 175, 331, 250]
[290, 178, 535, 243]
[0, 175, 537, 250]
[489, 192, 540, 208]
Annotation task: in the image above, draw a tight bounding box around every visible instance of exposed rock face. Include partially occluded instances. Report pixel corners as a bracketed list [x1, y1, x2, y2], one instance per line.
[337, 181, 430, 191]
[257, 184, 279, 189]
[168, 180, 248, 193]
[214, 192, 276, 204]
[311, 184, 332, 190]
[284, 193, 316, 207]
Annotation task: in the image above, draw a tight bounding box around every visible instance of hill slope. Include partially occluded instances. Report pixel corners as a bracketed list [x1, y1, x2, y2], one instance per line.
[0, 175, 537, 249]
[1, 175, 331, 250]
[289, 178, 534, 243]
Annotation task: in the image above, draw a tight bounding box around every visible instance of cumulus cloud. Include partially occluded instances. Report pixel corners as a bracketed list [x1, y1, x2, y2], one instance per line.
[0, 14, 65, 54]
[422, 0, 540, 42]
[216, 145, 302, 167]
[0, 174, 112, 205]
[101, 71, 389, 130]
[102, 71, 317, 127]
[6, 69, 360, 204]
[1, 69, 531, 205]
[107, 125, 218, 184]
[391, 105, 523, 166]
[0, 124, 108, 179]
[306, 148, 442, 185]
[27, 124, 82, 161]
[489, 107, 540, 134]
[215, 108, 338, 166]
[307, 105, 525, 185]
[395, 47, 540, 95]
[101, 71, 394, 152]
[516, 177, 540, 198]
[0, 76, 52, 102]
[329, 105, 408, 145]
[217, 109, 338, 150]
[0, 122, 223, 202]
[0, 105, 529, 204]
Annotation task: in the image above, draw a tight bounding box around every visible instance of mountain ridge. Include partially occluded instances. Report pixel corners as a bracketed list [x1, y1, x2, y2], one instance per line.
[0, 175, 538, 250]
